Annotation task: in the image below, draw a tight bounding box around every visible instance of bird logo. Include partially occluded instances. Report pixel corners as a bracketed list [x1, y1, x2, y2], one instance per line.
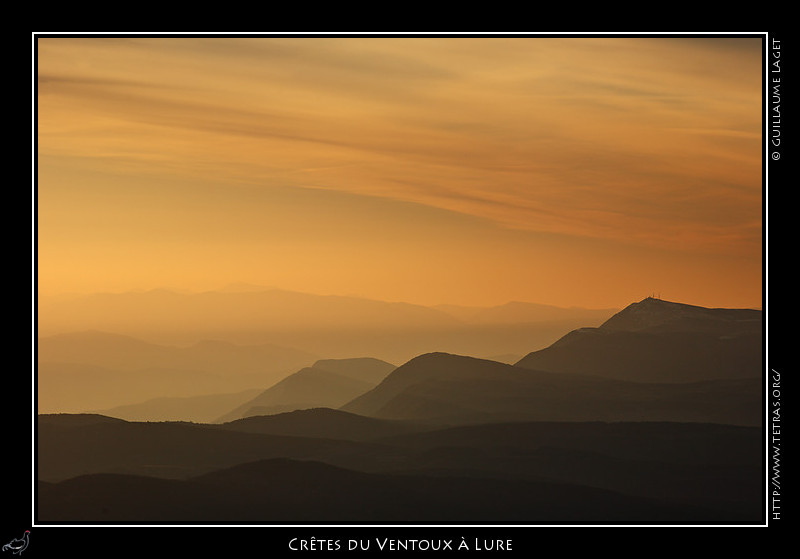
[2, 531, 29, 555]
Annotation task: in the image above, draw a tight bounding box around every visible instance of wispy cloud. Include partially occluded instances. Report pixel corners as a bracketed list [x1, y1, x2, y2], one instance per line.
[37, 37, 762, 303]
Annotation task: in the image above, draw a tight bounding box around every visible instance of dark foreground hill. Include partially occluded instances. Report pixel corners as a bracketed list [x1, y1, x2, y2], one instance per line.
[515, 297, 761, 382]
[37, 414, 380, 482]
[37, 414, 761, 522]
[373, 421, 761, 517]
[38, 458, 743, 523]
[340, 353, 760, 426]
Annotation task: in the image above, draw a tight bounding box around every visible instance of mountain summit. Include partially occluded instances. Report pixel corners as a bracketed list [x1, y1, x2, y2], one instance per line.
[516, 298, 761, 383]
[599, 297, 761, 335]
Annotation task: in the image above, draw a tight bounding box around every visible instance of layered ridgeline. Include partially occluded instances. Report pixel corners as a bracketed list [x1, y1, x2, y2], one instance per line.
[37, 297, 763, 523]
[37, 290, 617, 416]
[217, 358, 396, 422]
[340, 298, 761, 425]
[515, 297, 761, 382]
[90, 358, 395, 423]
[340, 353, 759, 426]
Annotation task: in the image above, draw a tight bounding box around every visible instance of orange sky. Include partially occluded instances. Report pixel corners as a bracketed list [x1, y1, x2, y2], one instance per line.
[36, 36, 763, 309]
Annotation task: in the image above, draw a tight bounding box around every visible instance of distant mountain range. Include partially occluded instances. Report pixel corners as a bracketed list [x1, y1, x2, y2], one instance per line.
[38, 330, 316, 375]
[37, 288, 617, 363]
[37, 331, 317, 413]
[37, 288, 461, 337]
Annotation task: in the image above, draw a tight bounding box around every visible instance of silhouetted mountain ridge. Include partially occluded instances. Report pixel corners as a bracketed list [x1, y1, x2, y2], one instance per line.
[516, 297, 761, 382]
[599, 297, 761, 335]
